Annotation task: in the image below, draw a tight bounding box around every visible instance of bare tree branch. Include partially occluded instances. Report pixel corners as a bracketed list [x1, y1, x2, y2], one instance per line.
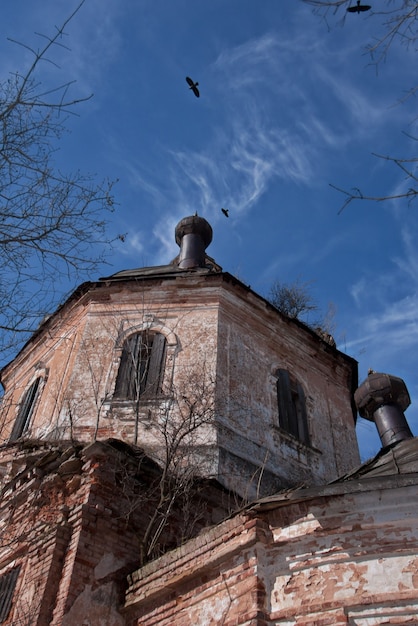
[0, 1, 116, 360]
[302, 0, 418, 212]
[332, 151, 418, 212]
[303, 1, 418, 69]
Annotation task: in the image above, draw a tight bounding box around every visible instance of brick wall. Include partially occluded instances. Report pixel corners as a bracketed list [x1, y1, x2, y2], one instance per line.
[0, 439, 230, 625]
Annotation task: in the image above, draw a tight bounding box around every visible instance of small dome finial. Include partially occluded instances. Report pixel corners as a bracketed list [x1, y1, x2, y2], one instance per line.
[354, 371, 413, 449]
[174, 215, 213, 269]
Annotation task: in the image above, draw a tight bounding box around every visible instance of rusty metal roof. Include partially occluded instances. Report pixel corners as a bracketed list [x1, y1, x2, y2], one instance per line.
[248, 437, 418, 514]
[338, 437, 418, 480]
[100, 254, 222, 282]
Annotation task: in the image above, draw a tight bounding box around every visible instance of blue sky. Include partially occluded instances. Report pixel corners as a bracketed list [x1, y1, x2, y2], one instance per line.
[1, 0, 417, 460]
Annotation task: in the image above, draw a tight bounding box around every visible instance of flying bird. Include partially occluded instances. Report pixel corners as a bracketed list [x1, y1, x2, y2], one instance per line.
[186, 76, 200, 98]
[347, 1, 371, 13]
[221, 208, 229, 218]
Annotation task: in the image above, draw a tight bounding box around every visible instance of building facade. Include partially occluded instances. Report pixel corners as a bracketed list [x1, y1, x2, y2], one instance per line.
[1, 216, 415, 625]
[0, 216, 359, 499]
[124, 438, 418, 626]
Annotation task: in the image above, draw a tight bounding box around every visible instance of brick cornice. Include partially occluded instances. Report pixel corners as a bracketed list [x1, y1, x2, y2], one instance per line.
[124, 514, 270, 613]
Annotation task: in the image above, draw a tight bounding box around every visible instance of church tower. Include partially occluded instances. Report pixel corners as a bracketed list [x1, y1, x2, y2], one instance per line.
[0, 215, 360, 498]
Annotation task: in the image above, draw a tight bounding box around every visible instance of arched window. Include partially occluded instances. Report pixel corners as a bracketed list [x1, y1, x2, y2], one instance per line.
[9, 378, 42, 442]
[114, 331, 166, 401]
[276, 369, 309, 445]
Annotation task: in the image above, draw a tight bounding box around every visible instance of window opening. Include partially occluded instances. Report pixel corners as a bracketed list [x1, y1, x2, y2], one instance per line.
[276, 369, 309, 444]
[0, 565, 20, 623]
[114, 331, 166, 401]
[9, 378, 42, 442]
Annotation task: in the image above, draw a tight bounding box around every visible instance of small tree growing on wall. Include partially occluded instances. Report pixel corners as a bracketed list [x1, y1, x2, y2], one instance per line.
[0, 303, 220, 564]
[268, 279, 318, 321]
[268, 278, 336, 343]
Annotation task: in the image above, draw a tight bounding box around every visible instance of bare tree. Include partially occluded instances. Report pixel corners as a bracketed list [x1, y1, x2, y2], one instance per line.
[268, 279, 318, 321]
[0, 291, 277, 566]
[0, 1, 115, 360]
[268, 279, 336, 345]
[110, 359, 217, 566]
[302, 0, 418, 211]
[303, 0, 417, 63]
[0, 303, 219, 564]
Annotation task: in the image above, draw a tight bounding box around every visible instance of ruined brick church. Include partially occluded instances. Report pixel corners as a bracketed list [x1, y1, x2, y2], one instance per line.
[0, 215, 417, 625]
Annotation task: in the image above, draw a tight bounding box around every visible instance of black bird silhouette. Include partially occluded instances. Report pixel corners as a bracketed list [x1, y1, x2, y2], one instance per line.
[186, 76, 200, 98]
[347, 1, 371, 13]
[221, 208, 229, 218]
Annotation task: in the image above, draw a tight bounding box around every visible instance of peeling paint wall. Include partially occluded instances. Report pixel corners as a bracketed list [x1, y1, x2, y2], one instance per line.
[0, 273, 359, 498]
[124, 476, 418, 625]
[216, 280, 359, 494]
[266, 484, 418, 624]
[0, 440, 229, 625]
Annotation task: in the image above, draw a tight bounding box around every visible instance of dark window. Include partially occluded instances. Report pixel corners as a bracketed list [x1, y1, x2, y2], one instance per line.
[276, 369, 309, 445]
[9, 378, 42, 442]
[0, 565, 20, 623]
[114, 331, 166, 401]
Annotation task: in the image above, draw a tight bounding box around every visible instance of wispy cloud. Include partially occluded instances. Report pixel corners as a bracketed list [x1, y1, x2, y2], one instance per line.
[153, 214, 182, 264]
[116, 230, 144, 257]
[157, 33, 333, 221]
[314, 65, 394, 132]
[395, 225, 418, 272]
[347, 297, 418, 349]
[54, 0, 124, 93]
[168, 111, 314, 220]
[0, 0, 124, 101]
[345, 220, 418, 376]
[213, 33, 283, 90]
[116, 27, 406, 266]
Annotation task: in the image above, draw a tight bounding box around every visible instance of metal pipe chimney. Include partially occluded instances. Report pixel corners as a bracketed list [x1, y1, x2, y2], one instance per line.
[354, 371, 413, 449]
[175, 215, 213, 269]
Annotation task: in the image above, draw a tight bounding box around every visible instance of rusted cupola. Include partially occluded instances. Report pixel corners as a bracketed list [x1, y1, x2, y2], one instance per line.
[355, 370, 414, 449]
[175, 215, 213, 269]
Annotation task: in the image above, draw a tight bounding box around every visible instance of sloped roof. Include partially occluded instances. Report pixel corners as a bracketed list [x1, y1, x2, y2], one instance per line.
[338, 436, 418, 480]
[100, 254, 222, 282]
[248, 437, 418, 513]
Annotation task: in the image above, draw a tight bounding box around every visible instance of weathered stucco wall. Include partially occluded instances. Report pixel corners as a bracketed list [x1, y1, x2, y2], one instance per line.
[0, 278, 220, 456]
[216, 278, 359, 494]
[124, 473, 418, 625]
[0, 294, 89, 441]
[0, 271, 359, 498]
[2, 439, 417, 625]
[264, 477, 418, 624]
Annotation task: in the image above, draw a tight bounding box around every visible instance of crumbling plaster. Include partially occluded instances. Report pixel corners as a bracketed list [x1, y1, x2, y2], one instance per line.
[0, 272, 359, 498]
[124, 474, 418, 625]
